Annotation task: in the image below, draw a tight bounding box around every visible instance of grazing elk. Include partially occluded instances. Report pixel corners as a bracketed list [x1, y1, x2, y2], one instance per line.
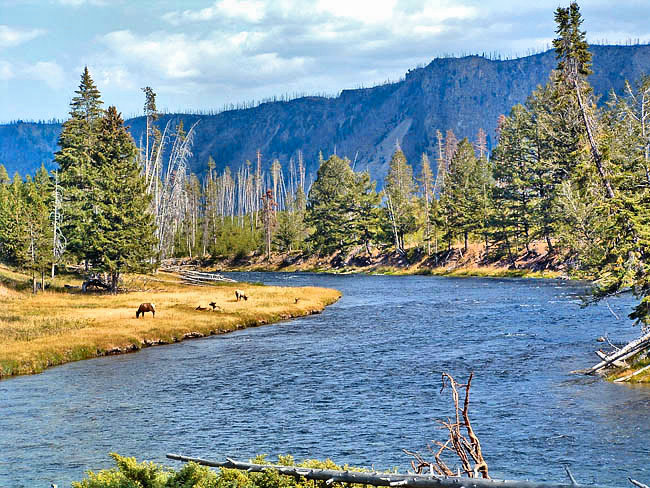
[235, 289, 248, 301]
[136, 303, 156, 318]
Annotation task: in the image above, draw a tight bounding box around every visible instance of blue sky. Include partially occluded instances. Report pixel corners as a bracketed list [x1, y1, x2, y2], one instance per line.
[1, 0, 649, 122]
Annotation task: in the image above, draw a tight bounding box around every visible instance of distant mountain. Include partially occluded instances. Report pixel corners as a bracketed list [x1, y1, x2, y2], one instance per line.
[0, 121, 61, 177]
[2, 45, 650, 185]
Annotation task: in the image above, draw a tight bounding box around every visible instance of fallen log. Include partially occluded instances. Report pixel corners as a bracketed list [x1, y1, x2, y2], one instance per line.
[583, 331, 650, 375]
[594, 350, 626, 368]
[166, 455, 617, 488]
[181, 270, 236, 283]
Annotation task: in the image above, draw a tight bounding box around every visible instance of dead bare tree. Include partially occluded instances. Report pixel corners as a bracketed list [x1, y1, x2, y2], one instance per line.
[50, 170, 66, 277]
[404, 372, 489, 479]
[261, 189, 277, 260]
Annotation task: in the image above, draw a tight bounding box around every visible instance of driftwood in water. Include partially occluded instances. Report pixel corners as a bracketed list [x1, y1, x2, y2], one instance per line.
[581, 331, 650, 375]
[594, 350, 627, 368]
[166, 454, 615, 488]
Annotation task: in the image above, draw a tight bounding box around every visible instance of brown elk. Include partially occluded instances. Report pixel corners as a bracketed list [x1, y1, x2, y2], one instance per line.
[136, 303, 156, 318]
[235, 289, 248, 301]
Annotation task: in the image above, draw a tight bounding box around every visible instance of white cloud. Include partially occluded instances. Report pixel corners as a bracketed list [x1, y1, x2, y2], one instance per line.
[54, 0, 108, 6]
[96, 65, 135, 90]
[0, 25, 45, 49]
[0, 60, 14, 80]
[0, 59, 65, 88]
[315, 0, 397, 24]
[99, 28, 309, 86]
[24, 61, 66, 89]
[163, 0, 266, 25]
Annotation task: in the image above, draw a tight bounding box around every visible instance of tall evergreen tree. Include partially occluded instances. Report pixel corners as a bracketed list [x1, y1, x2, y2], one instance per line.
[347, 171, 383, 254]
[491, 104, 536, 256]
[439, 139, 482, 252]
[56, 67, 104, 266]
[554, 1, 614, 198]
[23, 168, 54, 292]
[89, 106, 157, 292]
[306, 155, 357, 254]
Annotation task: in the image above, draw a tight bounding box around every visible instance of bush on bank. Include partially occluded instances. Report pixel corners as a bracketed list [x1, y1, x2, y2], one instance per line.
[73, 453, 369, 488]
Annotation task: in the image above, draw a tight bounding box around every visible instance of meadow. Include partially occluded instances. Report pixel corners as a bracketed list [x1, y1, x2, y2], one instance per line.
[0, 266, 341, 378]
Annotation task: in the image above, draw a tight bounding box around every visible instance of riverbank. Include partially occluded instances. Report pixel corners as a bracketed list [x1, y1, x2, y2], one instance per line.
[0, 265, 341, 378]
[203, 242, 565, 279]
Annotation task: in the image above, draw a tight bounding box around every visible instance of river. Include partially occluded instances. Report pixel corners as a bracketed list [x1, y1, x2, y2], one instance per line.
[1, 273, 649, 487]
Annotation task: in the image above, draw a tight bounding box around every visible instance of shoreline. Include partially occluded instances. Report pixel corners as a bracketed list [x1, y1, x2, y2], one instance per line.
[0, 269, 341, 379]
[202, 242, 568, 280]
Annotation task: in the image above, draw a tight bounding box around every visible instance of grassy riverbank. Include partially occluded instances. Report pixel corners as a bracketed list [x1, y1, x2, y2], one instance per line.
[0, 265, 341, 379]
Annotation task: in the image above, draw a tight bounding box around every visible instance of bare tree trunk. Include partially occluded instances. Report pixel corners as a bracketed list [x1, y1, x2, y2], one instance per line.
[573, 78, 615, 199]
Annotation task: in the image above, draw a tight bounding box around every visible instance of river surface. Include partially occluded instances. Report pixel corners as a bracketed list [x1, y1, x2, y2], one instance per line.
[1, 273, 649, 487]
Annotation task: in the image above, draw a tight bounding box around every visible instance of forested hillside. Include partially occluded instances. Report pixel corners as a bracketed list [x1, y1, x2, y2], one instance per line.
[2, 44, 650, 183]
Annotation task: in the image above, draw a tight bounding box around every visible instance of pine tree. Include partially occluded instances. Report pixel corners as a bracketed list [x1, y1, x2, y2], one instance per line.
[23, 168, 54, 292]
[348, 171, 382, 254]
[439, 139, 482, 252]
[491, 104, 536, 256]
[553, 2, 614, 198]
[307, 155, 356, 254]
[89, 106, 157, 292]
[578, 76, 650, 327]
[0, 164, 9, 185]
[0, 173, 27, 265]
[56, 67, 104, 266]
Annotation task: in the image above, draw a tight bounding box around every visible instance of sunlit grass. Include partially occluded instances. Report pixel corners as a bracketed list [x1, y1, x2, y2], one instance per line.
[0, 267, 341, 378]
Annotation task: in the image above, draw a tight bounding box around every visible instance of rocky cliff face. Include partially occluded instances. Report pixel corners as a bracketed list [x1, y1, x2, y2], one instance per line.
[2, 45, 650, 184]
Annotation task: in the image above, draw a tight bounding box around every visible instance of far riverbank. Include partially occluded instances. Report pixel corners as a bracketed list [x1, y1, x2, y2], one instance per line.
[202, 242, 566, 279]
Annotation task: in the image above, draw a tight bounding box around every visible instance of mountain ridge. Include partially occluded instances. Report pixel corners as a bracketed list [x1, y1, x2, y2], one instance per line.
[2, 44, 650, 183]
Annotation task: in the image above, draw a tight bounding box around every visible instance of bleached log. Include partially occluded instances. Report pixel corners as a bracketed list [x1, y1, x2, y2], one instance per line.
[166, 454, 615, 488]
[584, 331, 650, 375]
[594, 350, 627, 368]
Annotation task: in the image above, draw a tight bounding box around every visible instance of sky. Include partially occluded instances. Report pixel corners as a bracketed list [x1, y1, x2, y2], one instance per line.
[1, 0, 649, 122]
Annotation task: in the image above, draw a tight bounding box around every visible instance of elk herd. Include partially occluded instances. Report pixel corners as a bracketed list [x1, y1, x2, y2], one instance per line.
[135, 289, 250, 318]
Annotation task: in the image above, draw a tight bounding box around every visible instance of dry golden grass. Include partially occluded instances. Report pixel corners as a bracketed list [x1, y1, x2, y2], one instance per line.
[0, 269, 341, 378]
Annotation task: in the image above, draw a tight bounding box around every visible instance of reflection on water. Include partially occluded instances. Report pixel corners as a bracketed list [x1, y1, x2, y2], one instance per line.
[1, 273, 649, 487]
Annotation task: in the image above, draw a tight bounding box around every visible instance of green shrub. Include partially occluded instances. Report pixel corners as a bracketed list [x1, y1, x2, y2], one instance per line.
[73, 454, 372, 488]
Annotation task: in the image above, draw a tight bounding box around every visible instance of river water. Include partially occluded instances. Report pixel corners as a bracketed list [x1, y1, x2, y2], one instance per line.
[1, 273, 649, 487]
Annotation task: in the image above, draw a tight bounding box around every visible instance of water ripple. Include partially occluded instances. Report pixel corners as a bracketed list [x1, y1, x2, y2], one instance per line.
[1, 273, 649, 487]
